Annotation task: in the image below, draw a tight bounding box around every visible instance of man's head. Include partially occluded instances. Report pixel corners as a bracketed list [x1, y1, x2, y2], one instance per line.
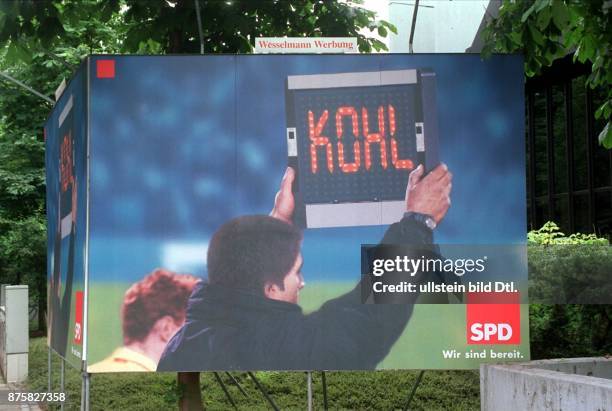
[121, 269, 199, 349]
[207, 215, 304, 303]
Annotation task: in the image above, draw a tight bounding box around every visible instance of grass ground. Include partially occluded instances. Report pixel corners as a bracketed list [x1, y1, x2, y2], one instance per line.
[87, 281, 530, 369]
[29, 337, 480, 410]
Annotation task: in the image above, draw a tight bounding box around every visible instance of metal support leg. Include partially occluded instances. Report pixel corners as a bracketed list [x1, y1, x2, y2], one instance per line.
[226, 372, 248, 398]
[248, 372, 279, 411]
[79, 371, 84, 411]
[307, 372, 313, 411]
[321, 371, 328, 410]
[403, 370, 425, 411]
[177, 372, 203, 411]
[60, 359, 65, 411]
[47, 347, 52, 392]
[214, 372, 238, 410]
[80, 372, 90, 411]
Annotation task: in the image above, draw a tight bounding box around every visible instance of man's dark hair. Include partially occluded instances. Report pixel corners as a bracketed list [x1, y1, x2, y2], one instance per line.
[207, 215, 303, 293]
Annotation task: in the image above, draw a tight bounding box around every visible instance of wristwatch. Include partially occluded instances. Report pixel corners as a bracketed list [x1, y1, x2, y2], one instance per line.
[404, 212, 437, 230]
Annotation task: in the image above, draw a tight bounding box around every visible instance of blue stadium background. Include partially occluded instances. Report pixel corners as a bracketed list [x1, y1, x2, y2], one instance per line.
[88, 54, 525, 283]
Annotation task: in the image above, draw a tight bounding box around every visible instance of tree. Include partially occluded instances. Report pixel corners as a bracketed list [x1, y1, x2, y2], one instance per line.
[0, 0, 126, 330]
[0, 2, 395, 406]
[0, 0, 395, 55]
[0, 0, 394, 333]
[482, 0, 611, 148]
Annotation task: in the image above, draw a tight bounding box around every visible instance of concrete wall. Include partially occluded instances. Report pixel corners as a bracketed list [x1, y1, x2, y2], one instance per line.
[521, 357, 612, 379]
[481, 358, 612, 411]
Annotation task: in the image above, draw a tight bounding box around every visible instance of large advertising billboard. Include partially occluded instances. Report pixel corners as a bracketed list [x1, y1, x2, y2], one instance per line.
[45, 55, 528, 372]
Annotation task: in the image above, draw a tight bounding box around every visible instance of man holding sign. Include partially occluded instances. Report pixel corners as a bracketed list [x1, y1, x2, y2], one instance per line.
[158, 163, 451, 371]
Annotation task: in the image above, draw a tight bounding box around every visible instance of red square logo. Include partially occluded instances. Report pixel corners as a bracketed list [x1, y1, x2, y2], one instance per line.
[466, 292, 520, 344]
[73, 291, 84, 345]
[96, 60, 115, 78]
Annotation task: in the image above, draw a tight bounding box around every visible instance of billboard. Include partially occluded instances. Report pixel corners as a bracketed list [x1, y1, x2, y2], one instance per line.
[45, 55, 528, 372]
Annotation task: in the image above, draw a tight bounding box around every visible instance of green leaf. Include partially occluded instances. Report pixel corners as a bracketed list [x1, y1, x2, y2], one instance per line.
[604, 100, 612, 118]
[480, 43, 493, 59]
[5, 41, 31, 64]
[370, 38, 388, 51]
[573, 44, 581, 62]
[521, 2, 538, 22]
[535, 0, 552, 12]
[522, 0, 551, 22]
[509, 31, 522, 46]
[377, 25, 387, 37]
[551, 0, 570, 31]
[567, 4, 580, 26]
[599, 122, 611, 149]
[381, 20, 397, 35]
[536, 6, 551, 29]
[4, 41, 18, 64]
[528, 24, 545, 46]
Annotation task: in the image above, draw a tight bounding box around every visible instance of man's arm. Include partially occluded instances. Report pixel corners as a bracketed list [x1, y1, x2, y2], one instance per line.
[373, 163, 452, 303]
[270, 164, 452, 369]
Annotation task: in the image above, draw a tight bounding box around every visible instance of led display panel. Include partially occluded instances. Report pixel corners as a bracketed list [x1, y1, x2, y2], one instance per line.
[286, 70, 439, 228]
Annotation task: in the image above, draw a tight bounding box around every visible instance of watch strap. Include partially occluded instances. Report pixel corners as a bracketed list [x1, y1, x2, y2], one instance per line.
[403, 211, 437, 230]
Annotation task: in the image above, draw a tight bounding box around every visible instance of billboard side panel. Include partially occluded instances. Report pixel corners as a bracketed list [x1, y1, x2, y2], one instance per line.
[45, 61, 89, 369]
[83, 56, 91, 366]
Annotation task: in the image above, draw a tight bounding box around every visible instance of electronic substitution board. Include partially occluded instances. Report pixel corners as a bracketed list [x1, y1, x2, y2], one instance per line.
[285, 69, 439, 228]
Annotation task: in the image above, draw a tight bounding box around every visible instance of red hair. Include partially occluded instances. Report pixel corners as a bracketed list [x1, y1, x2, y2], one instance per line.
[121, 268, 199, 344]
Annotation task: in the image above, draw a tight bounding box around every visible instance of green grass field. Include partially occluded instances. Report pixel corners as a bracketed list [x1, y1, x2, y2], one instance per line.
[29, 337, 481, 410]
[88, 281, 530, 369]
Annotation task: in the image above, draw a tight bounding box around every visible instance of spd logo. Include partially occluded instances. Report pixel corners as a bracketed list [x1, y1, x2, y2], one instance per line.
[466, 292, 520, 345]
[73, 291, 84, 345]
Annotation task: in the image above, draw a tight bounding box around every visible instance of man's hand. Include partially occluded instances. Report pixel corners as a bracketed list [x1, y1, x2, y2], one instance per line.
[405, 163, 452, 224]
[270, 167, 295, 224]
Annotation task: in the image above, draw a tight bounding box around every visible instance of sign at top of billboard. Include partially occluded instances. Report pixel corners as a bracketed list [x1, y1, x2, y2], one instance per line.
[45, 54, 528, 373]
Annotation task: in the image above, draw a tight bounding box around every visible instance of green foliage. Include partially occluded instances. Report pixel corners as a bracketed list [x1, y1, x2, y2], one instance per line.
[0, 0, 396, 55]
[0, 0, 125, 65]
[483, 0, 612, 148]
[0, 215, 47, 326]
[0, 216, 46, 284]
[0, 51, 58, 331]
[527, 221, 609, 245]
[0, 0, 126, 330]
[0, 0, 394, 332]
[528, 243, 611, 305]
[29, 337, 480, 410]
[527, 221, 612, 359]
[529, 304, 612, 359]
